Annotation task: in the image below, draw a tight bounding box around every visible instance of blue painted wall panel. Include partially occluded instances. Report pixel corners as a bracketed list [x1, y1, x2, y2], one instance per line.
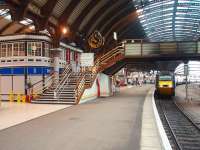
[0, 67, 53, 75]
[13, 67, 25, 74]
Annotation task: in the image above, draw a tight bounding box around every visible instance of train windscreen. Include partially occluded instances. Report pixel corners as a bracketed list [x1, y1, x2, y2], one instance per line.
[159, 75, 172, 81]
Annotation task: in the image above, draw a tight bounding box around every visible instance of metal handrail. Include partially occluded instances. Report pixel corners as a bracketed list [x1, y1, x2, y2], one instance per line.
[100, 45, 123, 60]
[29, 72, 55, 96]
[101, 48, 123, 63]
[60, 63, 70, 78]
[75, 74, 85, 103]
[58, 72, 81, 97]
[54, 72, 71, 99]
[54, 64, 72, 98]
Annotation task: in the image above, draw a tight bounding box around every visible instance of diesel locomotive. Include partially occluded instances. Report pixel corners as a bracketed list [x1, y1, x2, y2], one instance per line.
[155, 71, 175, 97]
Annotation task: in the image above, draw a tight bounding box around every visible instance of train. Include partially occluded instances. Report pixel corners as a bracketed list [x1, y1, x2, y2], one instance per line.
[155, 71, 176, 97]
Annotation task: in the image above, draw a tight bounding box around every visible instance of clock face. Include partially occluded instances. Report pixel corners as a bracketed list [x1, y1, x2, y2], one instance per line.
[88, 31, 104, 49]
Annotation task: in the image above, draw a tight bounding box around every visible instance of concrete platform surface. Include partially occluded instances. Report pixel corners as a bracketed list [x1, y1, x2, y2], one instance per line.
[0, 102, 70, 130]
[175, 85, 200, 125]
[140, 89, 163, 150]
[0, 85, 160, 150]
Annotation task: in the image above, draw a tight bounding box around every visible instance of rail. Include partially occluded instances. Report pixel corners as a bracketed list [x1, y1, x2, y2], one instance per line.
[54, 64, 72, 99]
[75, 73, 85, 104]
[156, 98, 200, 150]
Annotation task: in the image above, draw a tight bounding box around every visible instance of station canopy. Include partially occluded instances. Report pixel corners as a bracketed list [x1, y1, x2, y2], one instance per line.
[0, 0, 144, 47]
[134, 0, 200, 42]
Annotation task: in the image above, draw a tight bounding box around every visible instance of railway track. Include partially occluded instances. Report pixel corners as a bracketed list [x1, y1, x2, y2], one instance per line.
[155, 97, 200, 150]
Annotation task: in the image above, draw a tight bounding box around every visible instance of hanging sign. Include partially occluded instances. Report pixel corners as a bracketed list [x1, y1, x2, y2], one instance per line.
[80, 53, 94, 67]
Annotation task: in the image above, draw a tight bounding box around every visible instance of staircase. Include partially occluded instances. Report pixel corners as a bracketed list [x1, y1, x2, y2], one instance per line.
[31, 43, 125, 104]
[31, 72, 81, 104]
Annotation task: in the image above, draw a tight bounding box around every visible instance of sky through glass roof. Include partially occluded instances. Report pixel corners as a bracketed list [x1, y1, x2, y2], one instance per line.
[134, 0, 200, 42]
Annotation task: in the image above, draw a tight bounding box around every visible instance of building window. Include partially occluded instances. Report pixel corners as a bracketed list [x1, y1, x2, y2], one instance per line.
[19, 43, 25, 56]
[44, 42, 49, 57]
[27, 42, 42, 56]
[7, 44, 12, 57]
[35, 43, 42, 56]
[1, 44, 7, 57]
[0, 43, 1, 57]
[13, 43, 18, 56]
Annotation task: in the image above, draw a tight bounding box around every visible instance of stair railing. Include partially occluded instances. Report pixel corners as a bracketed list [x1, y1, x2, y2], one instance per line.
[96, 44, 124, 72]
[75, 73, 85, 104]
[100, 44, 124, 64]
[54, 64, 72, 99]
[27, 72, 56, 99]
[60, 63, 70, 79]
[74, 42, 125, 103]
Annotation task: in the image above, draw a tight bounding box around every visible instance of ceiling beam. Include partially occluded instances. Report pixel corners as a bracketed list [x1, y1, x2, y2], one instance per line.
[81, 0, 116, 35]
[96, 0, 131, 34]
[39, 0, 58, 30]
[71, 0, 100, 32]
[14, 25, 27, 33]
[0, 21, 15, 34]
[105, 12, 138, 46]
[105, 11, 138, 40]
[101, 4, 135, 36]
[172, 0, 178, 40]
[59, 0, 80, 26]
[52, 0, 80, 44]
[6, 0, 33, 21]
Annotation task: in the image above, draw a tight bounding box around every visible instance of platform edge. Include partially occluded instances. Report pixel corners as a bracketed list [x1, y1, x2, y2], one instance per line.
[151, 90, 172, 150]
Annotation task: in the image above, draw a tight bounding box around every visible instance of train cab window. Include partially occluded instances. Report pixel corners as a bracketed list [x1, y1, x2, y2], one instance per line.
[159, 75, 172, 81]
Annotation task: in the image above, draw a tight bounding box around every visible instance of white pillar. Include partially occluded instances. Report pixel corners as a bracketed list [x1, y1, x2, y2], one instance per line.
[53, 57, 60, 85]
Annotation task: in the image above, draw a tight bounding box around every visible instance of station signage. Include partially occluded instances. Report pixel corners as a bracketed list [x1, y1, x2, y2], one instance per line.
[80, 53, 94, 67]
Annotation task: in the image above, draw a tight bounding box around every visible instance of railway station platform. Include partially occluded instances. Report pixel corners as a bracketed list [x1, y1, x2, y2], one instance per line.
[175, 85, 200, 128]
[0, 85, 163, 150]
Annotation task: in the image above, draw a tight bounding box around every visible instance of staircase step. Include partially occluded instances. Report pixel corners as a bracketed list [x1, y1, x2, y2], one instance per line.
[39, 95, 75, 99]
[31, 100, 76, 105]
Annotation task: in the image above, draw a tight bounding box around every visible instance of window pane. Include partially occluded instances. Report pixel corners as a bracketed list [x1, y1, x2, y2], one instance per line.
[19, 43, 25, 56]
[1, 44, 6, 57]
[7, 44, 12, 57]
[13, 43, 18, 56]
[0, 43, 1, 57]
[35, 43, 41, 56]
[27, 43, 32, 56]
[44, 43, 49, 57]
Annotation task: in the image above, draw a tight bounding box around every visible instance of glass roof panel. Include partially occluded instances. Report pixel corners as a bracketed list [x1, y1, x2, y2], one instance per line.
[134, 0, 200, 42]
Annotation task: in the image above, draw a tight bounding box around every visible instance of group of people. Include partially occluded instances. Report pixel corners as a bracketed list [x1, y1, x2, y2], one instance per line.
[128, 74, 155, 86]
